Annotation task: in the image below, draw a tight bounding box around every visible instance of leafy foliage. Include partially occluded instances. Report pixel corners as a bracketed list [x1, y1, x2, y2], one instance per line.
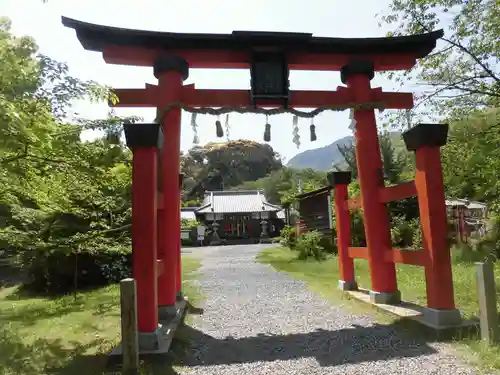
[0, 18, 133, 292]
[236, 167, 326, 205]
[181, 218, 199, 230]
[181, 140, 282, 200]
[379, 0, 499, 120]
[279, 225, 296, 249]
[295, 230, 326, 260]
[441, 108, 500, 211]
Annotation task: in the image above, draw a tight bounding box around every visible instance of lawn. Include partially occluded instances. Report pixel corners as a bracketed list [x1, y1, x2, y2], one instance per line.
[0, 255, 202, 375]
[257, 246, 500, 371]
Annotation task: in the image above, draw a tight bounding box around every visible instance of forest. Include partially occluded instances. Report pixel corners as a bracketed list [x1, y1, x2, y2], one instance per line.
[0, 0, 498, 293]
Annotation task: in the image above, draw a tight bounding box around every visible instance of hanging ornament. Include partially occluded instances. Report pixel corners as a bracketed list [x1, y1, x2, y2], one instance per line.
[292, 115, 301, 149]
[215, 116, 224, 138]
[225, 114, 230, 141]
[310, 118, 317, 142]
[348, 109, 357, 132]
[263, 115, 271, 142]
[191, 113, 199, 145]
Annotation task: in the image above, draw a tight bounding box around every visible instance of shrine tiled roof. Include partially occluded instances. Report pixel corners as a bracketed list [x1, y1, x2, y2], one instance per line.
[196, 190, 282, 214]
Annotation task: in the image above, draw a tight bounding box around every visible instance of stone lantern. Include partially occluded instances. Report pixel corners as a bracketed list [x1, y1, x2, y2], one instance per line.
[260, 219, 271, 243]
[210, 221, 221, 246]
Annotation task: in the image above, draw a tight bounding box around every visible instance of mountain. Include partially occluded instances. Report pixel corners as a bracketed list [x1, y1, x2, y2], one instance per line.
[286, 132, 404, 171]
[286, 135, 354, 171]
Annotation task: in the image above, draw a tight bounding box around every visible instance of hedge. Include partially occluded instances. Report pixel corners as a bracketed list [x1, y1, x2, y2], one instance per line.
[22, 244, 132, 294]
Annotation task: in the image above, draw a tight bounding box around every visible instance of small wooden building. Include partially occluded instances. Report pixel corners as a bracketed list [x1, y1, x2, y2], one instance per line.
[295, 186, 333, 235]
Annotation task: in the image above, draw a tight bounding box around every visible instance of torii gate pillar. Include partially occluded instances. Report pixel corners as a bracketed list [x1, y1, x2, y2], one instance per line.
[154, 55, 189, 319]
[341, 61, 400, 304]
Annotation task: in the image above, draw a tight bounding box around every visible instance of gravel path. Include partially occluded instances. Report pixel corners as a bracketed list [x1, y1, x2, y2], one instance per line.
[178, 244, 484, 375]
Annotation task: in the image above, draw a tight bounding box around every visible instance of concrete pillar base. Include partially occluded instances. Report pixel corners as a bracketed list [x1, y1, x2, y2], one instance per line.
[338, 280, 358, 291]
[138, 327, 162, 351]
[424, 307, 462, 328]
[370, 290, 401, 305]
[158, 304, 177, 321]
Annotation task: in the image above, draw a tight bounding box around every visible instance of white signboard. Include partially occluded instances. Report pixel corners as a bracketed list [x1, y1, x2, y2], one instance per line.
[197, 225, 206, 241]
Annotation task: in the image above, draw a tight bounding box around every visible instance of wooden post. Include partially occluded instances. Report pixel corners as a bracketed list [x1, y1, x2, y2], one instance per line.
[403, 123, 455, 310]
[120, 278, 139, 375]
[328, 171, 357, 291]
[476, 261, 499, 345]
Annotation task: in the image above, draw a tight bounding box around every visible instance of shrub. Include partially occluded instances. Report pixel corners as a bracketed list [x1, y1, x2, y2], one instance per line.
[390, 216, 419, 248]
[319, 234, 337, 254]
[181, 218, 199, 229]
[279, 225, 296, 249]
[473, 215, 500, 260]
[410, 218, 423, 249]
[21, 240, 132, 294]
[451, 243, 490, 264]
[295, 230, 326, 260]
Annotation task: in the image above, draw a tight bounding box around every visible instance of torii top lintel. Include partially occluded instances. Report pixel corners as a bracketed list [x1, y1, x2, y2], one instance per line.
[62, 17, 443, 71]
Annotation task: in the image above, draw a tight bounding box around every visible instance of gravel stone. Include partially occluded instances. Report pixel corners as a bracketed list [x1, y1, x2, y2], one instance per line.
[178, 245, 487, 375]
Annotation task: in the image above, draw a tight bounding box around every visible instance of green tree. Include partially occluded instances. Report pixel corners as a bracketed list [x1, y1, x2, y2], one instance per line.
[333, 133, 408, 184]
[0, 17, 136, 291]
[182, 140, 282, 200]
[379, 0, 499, 119]
[441, 107, 500, 210]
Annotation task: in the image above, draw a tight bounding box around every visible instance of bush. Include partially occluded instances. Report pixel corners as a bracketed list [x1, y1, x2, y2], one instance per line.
[390, 216, 420, 248]
[451, 243, 491, 264]
[350, 210, 367, 246]
[473, 215, 500, 260]
[295, 230, 326, 260]
[181, 218, 199, 229]
[21, 242, 132, 294]
[279, 225, 296, 249]
[411, 219, 423, 249]
[319, 234, 337, 254]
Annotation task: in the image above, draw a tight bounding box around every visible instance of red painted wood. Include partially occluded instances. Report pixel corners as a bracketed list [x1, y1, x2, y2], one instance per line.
[131, 147, 158, 332]
[379, 181, 417, 203]
[348, 247, 369, 259]
[103, 46, 418, 71]
[157, 71, 183, 308]
[112, 86, 414, 110]
[415, 147, 456, 309]
[157, 192, 164, 209]
[334, 184, 355, 283]
[347, 73, 398, 294]
[384, 249, 427, 266]
[175, 189, 182, 295]
[156, 259, 164, 276]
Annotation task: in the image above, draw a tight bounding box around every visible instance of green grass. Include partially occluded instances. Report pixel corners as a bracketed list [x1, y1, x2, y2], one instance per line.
[257, 246, 500, 371]
[0, 255, 202, 375]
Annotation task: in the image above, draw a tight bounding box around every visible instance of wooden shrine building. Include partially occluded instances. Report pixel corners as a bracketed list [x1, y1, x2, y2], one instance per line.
[295, 186, 333, 236]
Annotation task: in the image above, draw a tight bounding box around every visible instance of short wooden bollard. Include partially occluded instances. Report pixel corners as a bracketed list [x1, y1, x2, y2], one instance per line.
[120, 278, 139, 375]
[476, 261, 499, 345]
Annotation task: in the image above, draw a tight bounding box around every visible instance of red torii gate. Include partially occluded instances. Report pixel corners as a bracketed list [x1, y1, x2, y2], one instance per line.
[62, 17, 460, 351]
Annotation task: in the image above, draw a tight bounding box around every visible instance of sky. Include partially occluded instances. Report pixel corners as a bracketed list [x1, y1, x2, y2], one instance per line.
[1, 0, 403, 162]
